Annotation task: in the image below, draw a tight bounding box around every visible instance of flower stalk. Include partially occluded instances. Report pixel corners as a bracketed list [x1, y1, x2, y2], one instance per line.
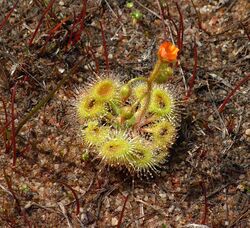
[134, 41, 179, 128]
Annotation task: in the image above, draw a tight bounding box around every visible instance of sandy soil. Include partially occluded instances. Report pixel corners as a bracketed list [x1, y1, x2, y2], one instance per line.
[0, 0, 249, 227]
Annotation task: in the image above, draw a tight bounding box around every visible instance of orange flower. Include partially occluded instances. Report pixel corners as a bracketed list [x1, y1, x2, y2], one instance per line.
[158, 41, 179, 62]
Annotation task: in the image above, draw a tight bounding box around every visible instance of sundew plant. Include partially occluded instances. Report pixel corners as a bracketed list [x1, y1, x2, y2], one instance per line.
[76, 42, 181, 177]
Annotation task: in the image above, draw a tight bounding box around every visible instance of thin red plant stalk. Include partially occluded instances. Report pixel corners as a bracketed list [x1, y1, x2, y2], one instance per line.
[3, 170, 32, 228]
[190, 0, 202, 30]
[218, 73, 250, 113]
[66, 11, 78, 48]
[29, 0, 57, 46]
[0, 123, 4, 149]
[117, 194, 129, 228]
[41, 15, 71, 52]
[1, 97, 8, 123]
[175, 2, 184, 53]
[190, 0, 211, 36]
[76, 0, 87, 44]
[49, 16, 70, 34]
[86, 46, 100, 74]
[59, 182, 80, 215]
[99, 21, 110, 73]
[85, 30, 100, 74]
[1, 97, 11, 153]
[185, 39, 198, 101]
[67, 0, 87, 49]
[0, 213, 17, 228]
[0, 118, 16, 137]
[11, 84, 17, 166]
[165, 3, 178, 34]
[34, 0, 58, 21]
[20, 144, 31, 155]
[200, 181, 208, 224]
[156, 0, 168, 41]
[79, 0, 87, 32]
[0, 0, 19, 32]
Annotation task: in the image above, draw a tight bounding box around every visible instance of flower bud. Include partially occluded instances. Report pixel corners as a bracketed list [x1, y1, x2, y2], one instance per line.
[155, 63, 173, 84]
[120, 106, 133, 120]
[120, 84, 131, 101]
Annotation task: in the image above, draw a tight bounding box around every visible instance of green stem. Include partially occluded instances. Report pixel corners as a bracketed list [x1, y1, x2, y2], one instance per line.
[110, 102, 120, 116]
[134, 59, 162, 128]
[105, 112, 116, 123]
[134, 81, 152, 128]
[15, 58, 84, 135]
[148, 59, 162, 83]
[130, 93, 146, 112]
[127, 77, 147, 86]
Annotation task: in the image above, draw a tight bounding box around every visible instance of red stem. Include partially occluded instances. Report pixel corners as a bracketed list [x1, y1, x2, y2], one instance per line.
[86, 45, 100, 74]
[1, 97, 11, 153]
[156, 0, 168, 41]
[85, 29, 100, 74]
[165, 4, 178, 34]
[67, 0, 87, 48]
[190, 0, 203, 30]
[0, 118, 16, 137]
[175, 2, 184, 53]
[3, 170, 32, 227]
[29, 0, 57, 46]
[80, 0, 87, 32]
[200, 181, 208, 224]
[33, 0, 58, 20]
[59, 182, 80, 215]
[99, 20, 110, 73]
[11, 84, 17, 166]
[0, 0, 19, 32]
[117, 194, 129, 228]
[218, 73, 250, 113]
[185, 39, 198, 101]
[67, 11, 78, 48]
[41, 16, 71, 52]
[20, 144, 31, 154]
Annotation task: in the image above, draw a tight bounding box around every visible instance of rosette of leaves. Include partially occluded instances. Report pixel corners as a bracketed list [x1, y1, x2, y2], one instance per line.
[76, 42, 181, 177]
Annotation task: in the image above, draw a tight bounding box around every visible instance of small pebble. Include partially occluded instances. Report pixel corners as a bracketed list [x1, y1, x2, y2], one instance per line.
[159, 193, 166, 199]
[245, 129, 250, 137]
[54, 164, 59, 170]
[108, 53, 113, 59]
[237, 184, 245, 191]
[116, 206, 123, 212]
[168, 205, 175, 213]
[160, 171, 167, 177]
[168, 194, 174, 200]
[59, 1, 64, 6]
[111, 217, 118, 226]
